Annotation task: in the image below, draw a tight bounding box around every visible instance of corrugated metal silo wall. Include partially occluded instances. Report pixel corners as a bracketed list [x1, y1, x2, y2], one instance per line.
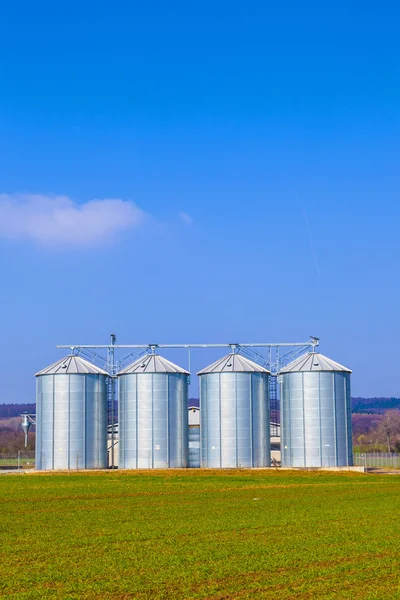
[188, 426, 200, 468]
[281, 372, 353, 467]
[199, 372, 270, 468]
[118, 373, 189, 469]
[35, 374, 108, 470]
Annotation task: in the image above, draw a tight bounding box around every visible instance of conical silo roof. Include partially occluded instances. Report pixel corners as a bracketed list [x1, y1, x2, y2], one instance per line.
[197, 353, 270, 375]
[279, 352, 351, 374]
[35, 355, 108, 376]
[117, 354, 189, 375]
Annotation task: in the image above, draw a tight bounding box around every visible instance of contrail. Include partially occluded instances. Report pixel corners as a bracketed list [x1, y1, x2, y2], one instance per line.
[295, 191, 321, 277]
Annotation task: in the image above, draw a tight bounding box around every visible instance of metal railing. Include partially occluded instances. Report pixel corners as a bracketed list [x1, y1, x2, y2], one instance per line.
[0, 452, 35, 470]
[353, 452, 400, 469]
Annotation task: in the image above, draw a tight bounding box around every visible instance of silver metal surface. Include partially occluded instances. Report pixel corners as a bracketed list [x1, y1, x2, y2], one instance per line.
[198, 354, 270, 468]
[197, 353, 271, 375]
[118, 355, 189, 469]
[21, 413, 32, 448]
[51, 337, 320, 468]
[35, 359, 108, 470]
[107, 334, 117, 469]
[57, 337, 319, 350]
[188, 426, 200, 468]
[36, 355, 109, 376]
[118, 354, 189, 375]
[279, 352, 351, 373]
[280, 362, 353, 467]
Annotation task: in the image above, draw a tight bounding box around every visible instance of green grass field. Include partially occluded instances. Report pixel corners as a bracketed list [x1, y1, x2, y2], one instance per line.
[0, 459, 35, 468]
[0, 470, 399, 599]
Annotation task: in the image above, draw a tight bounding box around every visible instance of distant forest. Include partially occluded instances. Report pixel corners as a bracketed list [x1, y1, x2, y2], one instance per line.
[1, 398, 400, 419]
[351, 397, 400, 413]
[0, 403, 36, 418]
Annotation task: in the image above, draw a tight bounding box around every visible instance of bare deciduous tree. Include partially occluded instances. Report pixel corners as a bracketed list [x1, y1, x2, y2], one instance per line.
[377, 410, 400, 452]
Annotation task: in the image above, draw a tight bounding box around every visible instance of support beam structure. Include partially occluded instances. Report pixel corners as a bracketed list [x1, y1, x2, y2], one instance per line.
[56, 336, 319, 440]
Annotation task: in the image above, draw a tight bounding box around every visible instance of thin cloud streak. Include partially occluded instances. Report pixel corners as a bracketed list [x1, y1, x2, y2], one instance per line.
[178, 211, 193, 226]
[0, 193, 148, 247]
[296, 191, 321, 277]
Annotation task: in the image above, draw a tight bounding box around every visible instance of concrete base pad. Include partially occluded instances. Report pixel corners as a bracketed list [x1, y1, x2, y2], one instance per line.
[278, 466, 365, 472]
[29, 466, 366, 473]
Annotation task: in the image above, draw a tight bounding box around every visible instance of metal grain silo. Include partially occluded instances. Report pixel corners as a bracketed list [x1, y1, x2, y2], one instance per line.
[117, 354, 189, 469]
[279, 352, 352, 468]
[197, 353, 270, 468]
[35, 356, 108, 470]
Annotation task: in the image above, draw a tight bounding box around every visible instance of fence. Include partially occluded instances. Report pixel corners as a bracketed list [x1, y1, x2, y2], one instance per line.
[0, 452, 35, 470]
[353, 452, 400, 469]
[2, 450, 400, 470]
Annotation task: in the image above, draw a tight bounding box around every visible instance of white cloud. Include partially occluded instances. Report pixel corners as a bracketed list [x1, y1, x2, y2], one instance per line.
[0, 194, 148, 246]
[178, 211, 193, 226]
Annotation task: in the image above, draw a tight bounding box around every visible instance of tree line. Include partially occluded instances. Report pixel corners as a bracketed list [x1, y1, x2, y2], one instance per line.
[352, 410, 400, 453]
[0, 403, 35, 419]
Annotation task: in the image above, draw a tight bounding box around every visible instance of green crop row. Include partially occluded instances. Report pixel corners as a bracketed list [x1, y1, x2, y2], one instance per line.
[0, 469, 399, 599]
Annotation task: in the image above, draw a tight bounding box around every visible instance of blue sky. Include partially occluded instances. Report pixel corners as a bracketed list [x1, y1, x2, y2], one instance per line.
[0, 1, 399, 400]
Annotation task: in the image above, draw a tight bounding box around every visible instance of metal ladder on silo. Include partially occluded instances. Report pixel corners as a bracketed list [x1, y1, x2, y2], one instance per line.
[269, 375, 279, 437]
[237, 345, 280, 437]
